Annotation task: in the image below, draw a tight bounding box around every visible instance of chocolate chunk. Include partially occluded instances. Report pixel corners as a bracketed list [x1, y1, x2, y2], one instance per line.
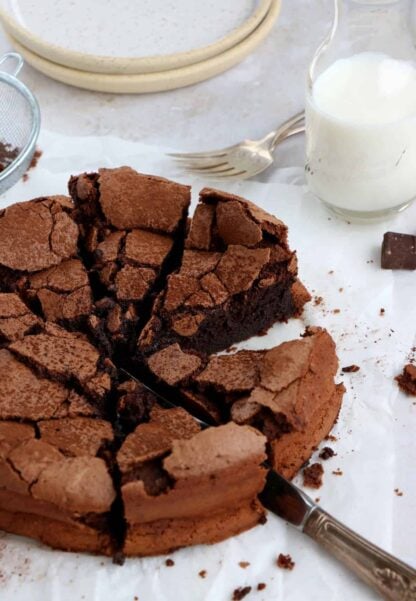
[381, 232, 416, 270]
[396, 363, 416, 395]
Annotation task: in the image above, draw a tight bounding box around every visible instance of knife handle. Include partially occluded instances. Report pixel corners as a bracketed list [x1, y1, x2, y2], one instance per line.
[304, 508, 416, 601]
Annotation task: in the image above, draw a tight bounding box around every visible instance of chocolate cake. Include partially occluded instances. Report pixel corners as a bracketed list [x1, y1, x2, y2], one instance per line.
[0, 167, 343, 560]
[138, 187, 310, 357]
[0, 418, 116, 554]
[146, 328, 344, 479]
[0, 195, 94, 330]
[117, 407, 267, 556]
[68, 167, 191, 359]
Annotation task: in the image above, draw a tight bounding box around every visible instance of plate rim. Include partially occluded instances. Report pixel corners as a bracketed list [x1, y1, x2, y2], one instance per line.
[0, 0, 272, 74]
[6, 1, 281, 94]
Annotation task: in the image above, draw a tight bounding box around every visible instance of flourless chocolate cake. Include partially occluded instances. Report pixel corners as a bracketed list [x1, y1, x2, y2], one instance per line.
[146, 328, 344, 479]
[69, 167, 191, 359]
[138, 187, 310, 358]
[0, 195, 94, 330]
[0, 167, 344, 559]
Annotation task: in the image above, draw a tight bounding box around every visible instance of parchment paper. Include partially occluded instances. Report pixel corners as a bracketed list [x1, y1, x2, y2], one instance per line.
[0, 131, 414, 601]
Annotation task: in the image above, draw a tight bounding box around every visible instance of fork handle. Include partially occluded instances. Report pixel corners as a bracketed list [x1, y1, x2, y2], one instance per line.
[264, 111, 305, 152]
[304, 508, 416, 601]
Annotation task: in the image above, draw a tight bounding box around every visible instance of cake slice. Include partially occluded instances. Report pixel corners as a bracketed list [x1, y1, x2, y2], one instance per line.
[0, 195, 94, 330]
[138, 187, 310, 358]
[146, 328, 344, 479]
[68, 167, 191, 360]
[0, 321, 115, 420]
[0, 418, 116, 554]
[117, 405, 267, 556]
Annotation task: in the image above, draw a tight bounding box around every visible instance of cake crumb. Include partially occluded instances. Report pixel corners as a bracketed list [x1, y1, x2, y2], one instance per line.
[319, 446, 336, 460]
[328, 270, 334, 274]
[396, 364, 416, 395]
[165, 558, 174, 567]
[199, 570, 207, 578]
[276, 554, 295, 570]
[339, 287, 343, 292]
[232, 586, 252, 600]
[315, 497, 320, 503]
[380, 308, 385, 316]
[313, 296, 323, 306]
[332, 469, 343, 476]
[22, 147, 42, 182]
[394, 488, 404, 497]
[325, 434, 338, 442]
[332, 308, 340, 314]
[303, 463, 324, 489]
[239, 561, 250, 569]
[257, 583, 266, 591]
[341, 364, 360, 373]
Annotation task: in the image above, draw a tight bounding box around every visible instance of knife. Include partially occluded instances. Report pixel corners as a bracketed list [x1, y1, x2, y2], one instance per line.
[260, 470, 416, 601]
[123, 371, 416, 600]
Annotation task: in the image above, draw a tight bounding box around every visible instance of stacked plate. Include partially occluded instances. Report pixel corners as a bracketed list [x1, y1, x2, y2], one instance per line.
[0, 0, 281, 93]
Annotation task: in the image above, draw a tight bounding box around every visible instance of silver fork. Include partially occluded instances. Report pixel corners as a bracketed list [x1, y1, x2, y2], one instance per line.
[168, 110, 305, 180]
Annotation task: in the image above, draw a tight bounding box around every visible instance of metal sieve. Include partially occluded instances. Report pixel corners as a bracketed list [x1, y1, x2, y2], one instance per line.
[0, 52, 40, 195]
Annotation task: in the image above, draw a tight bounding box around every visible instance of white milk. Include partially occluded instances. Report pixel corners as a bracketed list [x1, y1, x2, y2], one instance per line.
[306, 52, 416, 214]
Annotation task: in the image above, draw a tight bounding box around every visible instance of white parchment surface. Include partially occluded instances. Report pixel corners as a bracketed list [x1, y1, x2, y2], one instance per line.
[0, 131, 415, 601]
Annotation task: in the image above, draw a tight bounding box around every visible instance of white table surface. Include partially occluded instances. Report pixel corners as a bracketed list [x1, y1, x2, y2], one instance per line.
[0, 0, 332, 178]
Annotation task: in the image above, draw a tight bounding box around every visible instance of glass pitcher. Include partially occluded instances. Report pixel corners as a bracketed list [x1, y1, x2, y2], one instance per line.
[305, 0, 416, 220]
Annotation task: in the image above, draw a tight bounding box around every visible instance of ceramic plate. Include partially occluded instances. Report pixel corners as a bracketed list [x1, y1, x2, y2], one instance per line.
[0, 0, 272, 74]
[7, 0, 280, 94]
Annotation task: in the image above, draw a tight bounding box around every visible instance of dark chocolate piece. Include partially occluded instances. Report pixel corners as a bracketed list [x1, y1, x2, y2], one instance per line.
[381, 232, 416, 270]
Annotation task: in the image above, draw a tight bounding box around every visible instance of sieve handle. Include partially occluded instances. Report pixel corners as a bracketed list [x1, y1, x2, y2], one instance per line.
[0, 52, 23, 77]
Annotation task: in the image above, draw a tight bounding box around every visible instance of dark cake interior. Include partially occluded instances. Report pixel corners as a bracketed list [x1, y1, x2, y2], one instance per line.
[138, 187, 311, 358]
[0, 167, 343, 559]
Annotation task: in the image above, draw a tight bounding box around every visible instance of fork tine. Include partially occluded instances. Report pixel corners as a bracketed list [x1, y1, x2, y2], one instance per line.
[168, 150, 229, 160]
[188, 165, 237, 175]
[186, 162, 230, 172]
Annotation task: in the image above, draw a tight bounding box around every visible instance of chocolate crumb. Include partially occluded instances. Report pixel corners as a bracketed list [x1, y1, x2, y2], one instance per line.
[319, 446, 336, 460]
[339, 288, 344, 292]
[239, 561, 250, 569]
[276, 554, 295, 570]
[22, 147, 42, 182]
[328, 270, 334, 274]
[165, 558, 175, 567]
[396, 364, 416, 395]
[380, 308, 385, 316]
[303, 463, 324, 489]
[394, 488, 404, 497]
[315, 497, 320, 503]
[232, 586, 252, 600]
[332, 309, 341, 314]
[199, 570, 207, 578]
[342, 365, 360, 373]
[257, 583, 266, 591]
[332, 469, 343, 476]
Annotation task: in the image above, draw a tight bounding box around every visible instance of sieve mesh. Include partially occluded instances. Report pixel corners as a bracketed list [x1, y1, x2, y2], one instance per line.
[0, 52, 40, 195]
[0, 79, 33, 150]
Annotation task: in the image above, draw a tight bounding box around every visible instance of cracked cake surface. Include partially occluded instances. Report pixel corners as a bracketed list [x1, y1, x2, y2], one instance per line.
[68, 167, 191, 359]
[0, 168, 342, 560]
[138, 187, 311, 358]
[146, 328, 344, 479]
